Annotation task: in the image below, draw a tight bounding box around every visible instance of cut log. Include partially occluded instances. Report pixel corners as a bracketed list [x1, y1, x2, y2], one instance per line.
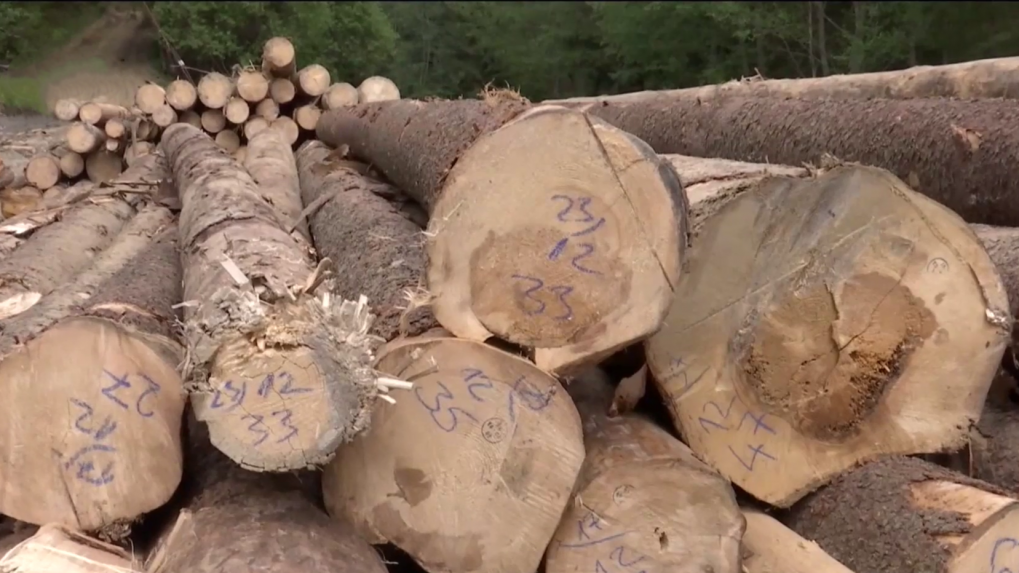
[0, 524, 141, 571]
[786, 457, 1019, 573]
[544, 367, 743, 573]
[292, 104, 321, 131]
[269, 77, 296, 105]
[165, 79, 198, 111]
[105, 137, 124, 154]
[545, 57, 1019, 107]
[66, 122, 106, 154]
[151, 104, 178, 128]
[579, 95, 1019, 227]
[261, 37, 296, 78]
[58, 151, 84, 179]
[236, 69, 270, 103]
[0, 187, 42, 218]
[316, 98, 686, 374]
[321, 82, 359, 109]
[323, 335, 584, 573]
[213, 130, 240, 154]
[78, 102, 129, 127]
[144, 417, 387, 573]
[0, 221, 181, 537]
[160, 123, 390, 471]
[356, 76, 400, 103]
[0, 155, 27, 190]
[196, 72, 233, 110]
[742, 509, 855, 573]
[200, 109, 226, 134]
[124, 141, 154, 167]
[243, 116, 269, 140]
[296, 140, 434, 339]
[244, 129, 307, 242]
[135, 83, 166, 115]
[643, 155, 1011, 506]
[25, 155, 60, 189]
[254, 98, 280, 120]
[223, 96, 250, 125]
[271, 116, 299, 146]
[104, 117, 126, 139]
[85, 150, 123, 184]
[54, 98, 83, 122]
[295, 64, 330, 97]
[179, 109, 202, 129]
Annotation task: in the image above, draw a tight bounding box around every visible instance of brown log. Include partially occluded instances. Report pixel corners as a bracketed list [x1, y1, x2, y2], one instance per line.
[643, 154, 1011, 506]
[357, 76, 400, 103]
[243, 116, 269, 140]
[296, 140, 434, 339]
[742, 509, 856, 573]
[316, 98, 686, 374]
[223, 96, 250, 125]
[135, 83, 166, 115]
[545, 57, 1019, 107]
[151, 104, 178, 128]
[0, 186, 42, 219]
[165, 79, 198, 111]
[66, 122, 106, 154]
[0, 524, 141, 571]
[85, 150, 123, 184]
[200, 109, 226, 134]
[236, 69, 270, 103]
[54, 98, 83, 122]
[179, 109, 202, 129]
[144, 417, 387, 573]
[124, 141, 154, 167]
[269, 77, 296, 105]
[160, 123, 392, 471]
[213, 129, 240, 154]
[261, 37, 296, 78]
[104, 117, 126, 139]
[78, 102, 129, 127]
[254, 98, 280, 120]
[292, 104, 321, 131]
[544, 367, 743, 573]
[295, 64, 330, 97]
[971, 403, 1019, 494]
[324, 335, 584, 573]
[0, 127, 65, 190]
[197, 72, 233, 110]
[786, 457, 1019, 573]
[58, 150, 84, 179]
[321, 82, 359, 109]
[576, 95, 1019, 227]
[271, 116, 299, 146]
[25, 155, 60, 189]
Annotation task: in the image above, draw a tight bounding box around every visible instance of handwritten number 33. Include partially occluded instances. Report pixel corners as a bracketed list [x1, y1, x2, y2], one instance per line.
[512, 275, 574, 321]
[241, 410, 299, 446]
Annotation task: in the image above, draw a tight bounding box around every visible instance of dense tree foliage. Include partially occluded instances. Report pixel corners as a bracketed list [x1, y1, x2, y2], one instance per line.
[5, 1, 1019, 100]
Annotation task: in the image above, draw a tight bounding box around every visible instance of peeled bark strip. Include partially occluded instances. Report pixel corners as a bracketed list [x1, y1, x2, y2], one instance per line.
[580, 95, 1019, 227]
[197, 72, 233, 110]
[545, 367, 743, 573]
[66, 122, 106, 154]
[135, 83, 166, 115]
[324, 336, 585, 573]
[78, 102, 129, 126]
[742, 510, 855, 573]
[357, 76, 400, 103]
[165, 79, 198, 111]
[244, 129, 307, 242]
[261, 37, 296, 78]
[145, 418, 387, 573]
[160, 123, 384, 471]
[643, 156, 1011, 506]
[25, 155, 59, 189]
[546, 57, 1019, 107]
[0, 221, 185, 537]
[322, 82, 358, 109]
[317, 98, 686, 374]
[786, 457, 1019, 573]
[0, 524, 140, 572]
[296, 140, 435, 340]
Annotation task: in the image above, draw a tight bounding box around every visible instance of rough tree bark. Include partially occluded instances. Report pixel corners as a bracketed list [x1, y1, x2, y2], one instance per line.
[786, 457, 1019, 573]
[741, 509, 856, 573]
[323, 335, 585, 573]
[159, 124, 389, 472]
[572, 95, 1019, 226]
[296, 140, 434, 342]
[316, 96, 687, 374]
[643, 154, 1010, 506]
[544, 57, 1019, 107]
[544, 367, 744, 573]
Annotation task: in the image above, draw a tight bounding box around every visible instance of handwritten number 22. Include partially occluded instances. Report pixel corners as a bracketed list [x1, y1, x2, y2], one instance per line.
[511, 275, 574, 321]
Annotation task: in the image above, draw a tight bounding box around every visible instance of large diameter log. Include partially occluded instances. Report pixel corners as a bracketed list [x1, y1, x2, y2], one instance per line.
[643, 155, 1011, 506]
[135, 83, 166, 115]
[321, 82, 358, 109]
[0, 524, 141, 571]
[144, 417, 387, 573]
[786, 457, 1019, 573]
[295, 64, 330, 97]
[357, 76, 400, 103]
[244, 129, 307, 241]
[544, 367, 743, 573]
[66, 122, 106, 154]
[316, 99, 687, 374]
[545, 57, 1019, 107]
[261, 37, 296, 78]
[165, 79, 197, 111]
[160, 124, 390, 471]
[25, 155, 60, 189]
[297, 140, 435, 340]
[579, 95, 1019, 227]
[236, 69, 270, 102]
[196, 72, 233, 110]
[323, 336, 585, 573]
[742, 509, 855, 573]
[0, 219, 185, 537]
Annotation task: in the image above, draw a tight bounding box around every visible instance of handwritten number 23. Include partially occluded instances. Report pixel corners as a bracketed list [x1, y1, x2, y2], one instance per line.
[512, 275, 574, 320]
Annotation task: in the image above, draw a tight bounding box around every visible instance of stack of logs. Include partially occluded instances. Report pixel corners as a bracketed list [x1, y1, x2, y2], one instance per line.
[3, 57, 1019, 573]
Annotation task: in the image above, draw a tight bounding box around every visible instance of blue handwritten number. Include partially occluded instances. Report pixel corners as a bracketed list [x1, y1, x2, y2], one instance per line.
[211, 381, 247, 412]
[272, 409, 299, 443]
[991, 537, 1019, 573]
[699, 396, 738, 433]
[595, 561, 610, 573]
[135, 374, 161, 418]
[570, 243, 600, 275]
[549, 285, 575, 320]
[258, 372, 312, 397]
[415, 382, 478, 432]
[64, 444, 116, 486]
[610, 546, 647, 569]
[511, 275, 574, 321]
[463, 369, 494, 401]
[70, 399, 118, 440]
[242, 414, 270, 446]
[552, 195, 606, 237]
[101, 370, 131, 410]
[512, 274, 546, 315]
[729, 444, 776, 471]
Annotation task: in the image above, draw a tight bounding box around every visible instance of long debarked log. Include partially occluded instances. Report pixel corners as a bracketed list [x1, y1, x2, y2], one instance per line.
[296, 140, 435, 342]
[0, 523, 141, 571]
[644, 154, 1011, 506]
[0, 222, 185, 538]
[323, 336, 585, 573]
[316, 98, 687, 374]
[244, 128, 309, 243]
[544, 367, 743, 573]
[545, 57, 1019, 107]
[576, 95, 1019, 227]
[145, 417, 387, 573]
[742, 509, 855, 573]
[160, 123, 389, 472]
[786, 457, 1019, 573]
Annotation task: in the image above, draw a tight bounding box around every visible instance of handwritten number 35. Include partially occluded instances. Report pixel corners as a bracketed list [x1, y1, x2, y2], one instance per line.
[512, 275, 574, 321]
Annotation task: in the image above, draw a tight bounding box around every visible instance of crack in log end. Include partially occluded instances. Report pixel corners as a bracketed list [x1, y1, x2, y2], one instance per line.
[741, 273, 937, 441]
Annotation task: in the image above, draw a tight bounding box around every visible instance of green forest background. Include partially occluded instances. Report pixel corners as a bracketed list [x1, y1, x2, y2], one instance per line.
[2, 1, 1019, 102]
